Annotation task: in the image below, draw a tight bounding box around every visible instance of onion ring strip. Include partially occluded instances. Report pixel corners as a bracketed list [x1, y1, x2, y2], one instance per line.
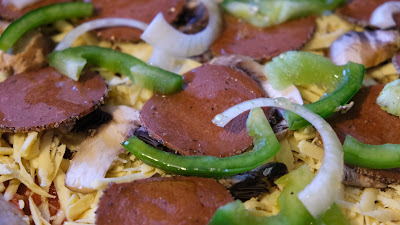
[55, 18, 148, 51]
[141, 0, 222, 57]
[213, 97, 343, 217]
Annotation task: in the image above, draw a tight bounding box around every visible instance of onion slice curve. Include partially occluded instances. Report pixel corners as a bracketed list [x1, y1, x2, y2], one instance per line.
[55, 18, 148, 51]
[141, 0, 222, 58]
[212, 97, 343, 217]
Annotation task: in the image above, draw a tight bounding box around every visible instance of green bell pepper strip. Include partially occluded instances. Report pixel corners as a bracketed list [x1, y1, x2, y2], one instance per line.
[47, 46, 183, 95]
[208, 165, 350, 225]
[122, 107, 281, 178]
[343, 135, 400, 169]
[0, 2, 93, 52]
[221, 0, 345, 28]
[284, 62, 365, 130]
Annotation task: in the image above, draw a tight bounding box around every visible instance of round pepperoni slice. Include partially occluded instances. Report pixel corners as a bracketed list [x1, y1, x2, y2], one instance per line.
[0, 67, 107, 132]
[0, 0, 71, 21]
[141, 64, 267, 157]
[96, 176, 233, 225]
[89, 0, 185, 42]
[336, 0, 391, 26]
[211, 15, 316, 62]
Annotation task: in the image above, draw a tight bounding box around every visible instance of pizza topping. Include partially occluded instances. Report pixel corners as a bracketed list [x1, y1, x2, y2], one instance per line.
[370, 1, 400, 29]
[264, 51, 365, 130]
[142, 0, 222, 70]
[342, 164, 387, 188]
[90, 0, 185, 42]
[213, 97, 343, 217]
[336, 0, 391, 26]
[377, 79, 400, 116]
[0, 2, 93, 52]
[329, 30, 400, 69]
[393, 51, 400, 74]
[212, 54, 303, 105]
[0, 0, 70, 21]
[343, 135, 400, 169]
[0, 67, 107, 133]
[140, 64, 266, 157]
[211, 14, 316, 62]
[55, 18, 148, 51]
[209, 166, 349, 225]
[0, 193, 26, 225]
[65, 106, 141, 193]
[221, 0, 344, 28]
[48, 46, 183, 94]
[2, 0, 40, 10]
[96, 176, 233, 225]
[0, 30, 53, 75]
[124, 107, 280, 177]
[328, 85, 400, 145]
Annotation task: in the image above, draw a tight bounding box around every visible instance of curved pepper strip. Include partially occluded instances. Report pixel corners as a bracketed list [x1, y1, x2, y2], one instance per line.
[0, 2, 93, 52]
[123, 107, 281, 178]
[344, 135, 400, 169]
[222, 0, 345, 28]
[284, 62, 365, 130]
[208, 166, 350, 225]
[47, 46, 183, 95]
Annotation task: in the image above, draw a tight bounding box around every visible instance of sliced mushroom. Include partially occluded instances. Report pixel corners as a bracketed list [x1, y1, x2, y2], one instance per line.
[330, 30, 400, 68]
[0, 194, 26, 225]
[211, 55, 304, 105]
[65, 105, 141, 193]
[342, 164, 387, 188]
[392, 51, 400, 74]
[370, 1, 400, 29]
[218, 162, 288, 201]
[0, 30, 53, 76]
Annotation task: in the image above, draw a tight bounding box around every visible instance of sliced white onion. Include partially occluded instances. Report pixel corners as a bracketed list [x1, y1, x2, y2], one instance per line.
[55, 18, 148, 51]
[370, 1, 400, 29]
[141, 0, 222, 57]
[2, 0, 39, 10]
[148, 47, 177, 71]
[261, 81, 304, 105]
[213, 97, 343, 217]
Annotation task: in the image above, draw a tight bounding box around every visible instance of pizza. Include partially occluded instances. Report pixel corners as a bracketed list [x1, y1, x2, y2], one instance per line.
[0, 0, 399, 224]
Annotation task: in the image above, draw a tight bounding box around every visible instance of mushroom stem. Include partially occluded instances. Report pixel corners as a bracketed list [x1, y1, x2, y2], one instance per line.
[65, 106, 141, 193]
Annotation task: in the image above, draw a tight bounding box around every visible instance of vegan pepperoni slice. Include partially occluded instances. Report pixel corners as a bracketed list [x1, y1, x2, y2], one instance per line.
[327, 85, 400, 145]
[0, 67, 107, 133]
[96, 176, 233, 225]
[211, 15, 316, 62]
[141, 64, 267, 157]
[336, 0, 391, 26]
[90, 0, 185, 42]
[328, 85, 400, 185]
[0, 0, 71, 21]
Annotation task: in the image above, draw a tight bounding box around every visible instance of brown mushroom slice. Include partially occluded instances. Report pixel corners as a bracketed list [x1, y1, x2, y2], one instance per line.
[336, 0, 391, 26]
[211, 14, 316, 62]
[96, 176, 233, 225]
[0, 67, 107, 133]
[330, 30, 400, 68]
[327, 85, 400, 186]
[0, 0, 70, 21]
[141, 64, 267, 157]
[342, 164, 387, 188]
[0, 194, 26, 225]
[89, 0, 185, 42]
[0, 30, 53, 76]
[392, 51, 400, 74]
[65, 105, 140, 193]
